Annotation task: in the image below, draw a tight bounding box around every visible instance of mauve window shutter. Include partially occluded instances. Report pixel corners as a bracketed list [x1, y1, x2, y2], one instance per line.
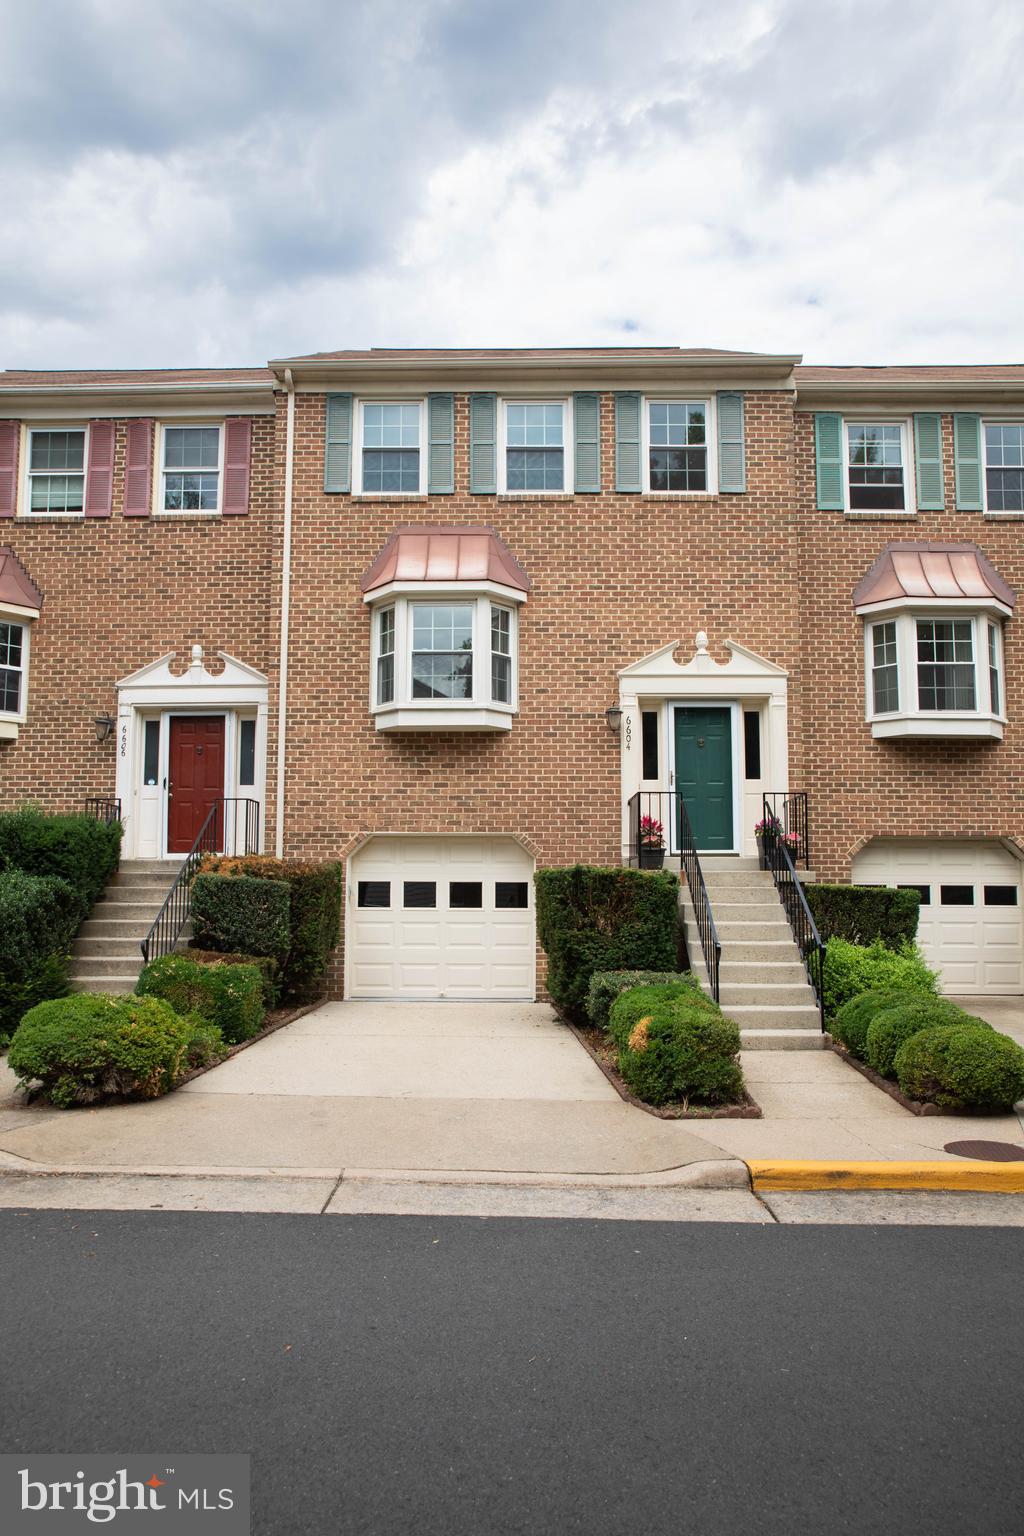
[222, 417, 253, 515]
[123, 419, 153, 516]
[0, 422, 18, 518]
[84, 420, 115, 518]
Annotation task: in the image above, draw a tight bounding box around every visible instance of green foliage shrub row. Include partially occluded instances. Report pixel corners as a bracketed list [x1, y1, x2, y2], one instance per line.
[191, 874, 291, 967]
[823, 938, 938, 1020]
[137, 953, 265, 1044]
[535, 866, 679, 1023]
[607, 982, 743, 1108]
[0, 808, 121, 918]
[807, 884, 920, 949]
[198, 856, 342, 1001]
[586, 970, 701, 1033]
[186, 948, 281, 1007]
[0, 870, 81, 1046]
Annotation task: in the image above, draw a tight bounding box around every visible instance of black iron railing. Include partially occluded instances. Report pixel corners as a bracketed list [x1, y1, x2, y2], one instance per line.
[763, 791, 810, 868]
[626, 790, 721, 1003]
[141, 797, 260, 965]
[761, 795, 825, 1029]
[84, 797, 122, 825]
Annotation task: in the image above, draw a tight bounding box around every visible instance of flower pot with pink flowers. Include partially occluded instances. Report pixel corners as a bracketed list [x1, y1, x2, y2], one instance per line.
[638, 814, 665, 869]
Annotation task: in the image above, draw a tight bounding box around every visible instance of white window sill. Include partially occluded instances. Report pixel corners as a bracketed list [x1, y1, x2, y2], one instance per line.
[17, 513, 85, 522]
[497, 491, 572, 499]
[154, 510, 222, 519]
[983, 511, 1024, 520]
[870, 713, 1004, 741]
[352, 492, 427, 500]
[844, 510, 916, 519]
[373, 705, 514, 733]
[641, 490, 716, 498]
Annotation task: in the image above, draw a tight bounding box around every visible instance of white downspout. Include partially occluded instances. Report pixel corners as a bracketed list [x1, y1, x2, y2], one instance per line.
[275, 367, 295, 857]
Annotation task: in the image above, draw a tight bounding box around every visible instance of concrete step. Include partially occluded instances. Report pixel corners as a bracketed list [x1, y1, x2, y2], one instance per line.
[699, 855, 762, 872]
[68, 976, 137, 995]
[740, 1028, 826, 1051]
[708, 901, 794, 922]
[89, 900, 166, 919]
[108, 863, 183, 885]
[98, 884, 173, 903]
[719, 981, 817, 1006]
[719, 960, 809, 983]
[69, 955, 143, 978]
[692, 919, 793, 943]
[694, 938, 800, 964]
[73, 936, 144, 958]
[79, 917, 192, 941]
[721, 1003, 823, 1029]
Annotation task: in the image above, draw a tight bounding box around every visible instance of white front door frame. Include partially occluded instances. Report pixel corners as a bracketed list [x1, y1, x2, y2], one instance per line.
[115, 645, 269, 859]
[617, 634, 790, 861]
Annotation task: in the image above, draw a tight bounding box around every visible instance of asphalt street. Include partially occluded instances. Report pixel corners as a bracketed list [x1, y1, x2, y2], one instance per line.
[1, 1210, 1021, 1535]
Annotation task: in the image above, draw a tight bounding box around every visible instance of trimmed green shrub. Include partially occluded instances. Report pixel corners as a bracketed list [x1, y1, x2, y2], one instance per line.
[830, 989, 925, 1060]
[187, 948, 281, 1007]
[0, 807, 121, 918]
[535, 866, 680, 1023]
[7, 993, 208, 1107]
[200, 856, 342, 1002]
[0, 870, 81, 1046]
[894, 1025, 1024, 1111]
[587, 970, 701, 1032]
[822, 938, 938, 1020]
[607, 981, 714, 1049]
[191, 874, 291, 965]
[865, 997, 989, 1078]
[617, 999, 744, 1107]
[137, 953, 265, 1044]
[807, 884, 920, 950]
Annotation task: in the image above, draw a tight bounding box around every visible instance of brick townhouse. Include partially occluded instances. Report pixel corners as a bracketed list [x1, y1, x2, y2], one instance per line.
[0, 346, 1020, 1009]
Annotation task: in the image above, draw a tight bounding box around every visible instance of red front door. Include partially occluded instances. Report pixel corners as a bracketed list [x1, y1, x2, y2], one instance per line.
[167, 716, 225, 854]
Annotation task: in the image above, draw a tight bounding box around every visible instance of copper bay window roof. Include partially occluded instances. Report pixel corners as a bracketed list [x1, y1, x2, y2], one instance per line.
[853, 542, 1016, 612]
[0, 547, 43, 613]
[360, 526, 531, 595]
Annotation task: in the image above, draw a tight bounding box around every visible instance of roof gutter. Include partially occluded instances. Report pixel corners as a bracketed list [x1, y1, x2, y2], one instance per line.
[275, 367, 295, 858]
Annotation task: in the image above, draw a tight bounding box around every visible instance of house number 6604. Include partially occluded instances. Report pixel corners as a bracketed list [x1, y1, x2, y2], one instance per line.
[120, 724, 128, 758]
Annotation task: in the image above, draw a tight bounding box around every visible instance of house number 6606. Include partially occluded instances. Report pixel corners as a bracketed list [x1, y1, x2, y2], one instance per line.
[120, 724, 128, 758]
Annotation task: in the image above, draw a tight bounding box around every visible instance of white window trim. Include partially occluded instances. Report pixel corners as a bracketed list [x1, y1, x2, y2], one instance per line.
[862, 609, 1006, 739]
[352, 399, 427, 497]
[843, 417, 916, 518]
[153, 421, 226, 517]
[982, 417, 1024, 519]
[498, 397, 573, 496]
[365, 585, 523, 731]
[20, 422, 89, 519]
[641, 395, 717, 496]
[0, 609, 31, 739]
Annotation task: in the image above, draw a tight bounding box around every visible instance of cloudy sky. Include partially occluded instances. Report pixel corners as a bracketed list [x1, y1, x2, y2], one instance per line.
[2, 0, 1021, 369]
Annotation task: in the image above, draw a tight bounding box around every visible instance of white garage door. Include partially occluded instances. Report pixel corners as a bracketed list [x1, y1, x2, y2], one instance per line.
[851, 839, 1023, 995]
[347, 836, 536, 1000]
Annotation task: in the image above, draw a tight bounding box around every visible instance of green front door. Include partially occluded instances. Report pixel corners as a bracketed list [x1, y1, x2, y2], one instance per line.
[674, 706, 734, 851]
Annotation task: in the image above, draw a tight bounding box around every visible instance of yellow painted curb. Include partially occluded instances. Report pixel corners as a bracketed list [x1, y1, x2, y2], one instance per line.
[748, 1160, 1024, 1194]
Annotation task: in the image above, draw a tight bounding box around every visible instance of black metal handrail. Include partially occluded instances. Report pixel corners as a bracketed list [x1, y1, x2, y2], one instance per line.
[140, 797, 260, 965]
[626, 790, 721, 1003]
[763, 790, 810, 868]
[761, 795, 825, 1029]
[84, 797, 122, 825]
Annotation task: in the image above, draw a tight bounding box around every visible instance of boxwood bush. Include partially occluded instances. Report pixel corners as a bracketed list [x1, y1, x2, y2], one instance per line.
[616, 995, 743, 1107]
[0, 807, 121, 918]
[535, 866, 680, 1023]
[865, 997, 990, 1078]
[807, 885, 921, 950]
[830, 989, 924, 1060]
[187, 947, 281, 1007]
[586, 970, 701, 1032]
[607, 981, 714, 1049]
[822, 938, 938, 1020]
[0, 870, 81, 1047]
[7, 993, 220, 1108]
[894, 1025, 1024, 1111]
[137, 953, 265, 1044]
[200, 856, 342, 1002]
[191, 874, 291, 966]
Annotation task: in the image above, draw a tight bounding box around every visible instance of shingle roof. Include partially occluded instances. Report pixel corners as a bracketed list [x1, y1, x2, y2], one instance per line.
[797, 364, 1024, 384]
[0, 367, 274, 389]
[274, 345, 789, 364]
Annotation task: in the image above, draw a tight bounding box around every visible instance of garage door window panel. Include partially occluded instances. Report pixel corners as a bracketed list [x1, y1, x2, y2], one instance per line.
[358, 881, 391, 908]
[985, 885, 1018, 906]
[496, 882, 529, 909]
[450, 882, 483, 909]
[940, 885, 975, 906]
[404, 881, 436, 908]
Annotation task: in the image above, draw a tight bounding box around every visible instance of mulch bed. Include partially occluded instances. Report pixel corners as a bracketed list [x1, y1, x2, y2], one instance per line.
[826, 1036, 1012, 1117]
[567, 1018, 762, 1119]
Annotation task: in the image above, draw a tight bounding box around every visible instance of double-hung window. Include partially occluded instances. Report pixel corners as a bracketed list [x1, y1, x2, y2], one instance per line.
[162, 426, 221, 512]
[27, 428, 85, 514]
[870, 621, 899, 714]
[846, 423, 907, 512]
[648, 401, 708, 491]
[0, 622, 24, 715]
[916, 619, 976, 711]
[359, 403, 423, 494]
[984, 423, 1024, 513]
[491, 606, 512, 704]
[411, 603, 474, 700]
[376, 606, 395, 705]
[504, 403, 565, 491]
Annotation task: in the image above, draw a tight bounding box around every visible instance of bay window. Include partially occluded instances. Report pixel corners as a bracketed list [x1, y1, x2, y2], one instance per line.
[367, 592, 521, 730]
[0, 621, 25, 715]
[864, 612, 1005, 738]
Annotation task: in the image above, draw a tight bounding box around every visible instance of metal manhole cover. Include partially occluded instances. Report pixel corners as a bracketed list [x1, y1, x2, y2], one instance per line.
[943, 1139, 1024, 1162]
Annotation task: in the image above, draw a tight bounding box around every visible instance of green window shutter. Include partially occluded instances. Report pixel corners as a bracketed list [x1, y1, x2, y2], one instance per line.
[324, 393, 352, 493]
[913, 413, 944, 510]
[717, 391, 746, 493]
[615, 392, 642, 492]
[954, 413, 983, 510]
[427, 393, 454, 494]
[469, 393, 497, 494]
[574, 392, 601, 492]
[814, 412, 844, 510]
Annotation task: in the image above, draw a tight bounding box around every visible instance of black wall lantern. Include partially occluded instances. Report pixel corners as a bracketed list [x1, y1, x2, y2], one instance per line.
[94, 714, 116, 744]
[604, 704, 623, 734]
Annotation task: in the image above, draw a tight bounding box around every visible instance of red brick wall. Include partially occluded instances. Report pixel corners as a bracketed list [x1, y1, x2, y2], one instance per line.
[795, 410, 1024, 881]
